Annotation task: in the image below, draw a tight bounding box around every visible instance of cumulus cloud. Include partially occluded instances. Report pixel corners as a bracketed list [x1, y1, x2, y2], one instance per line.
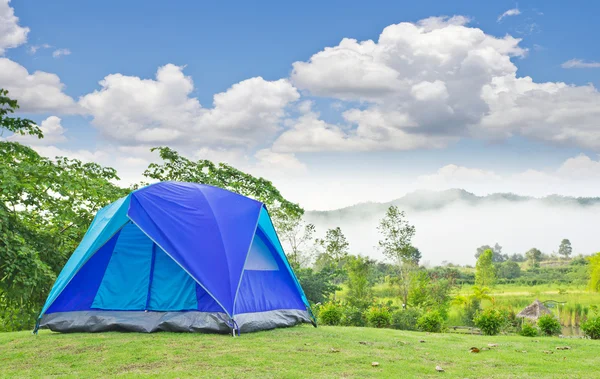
[286, 16, 600, 152]
[0, 0, 29, 54]
[52, 48, 71, 58]
[497, 8, 521, 22]
[561, 59, 600, 69]
[7, 116, 67, 145]
[0, 58, 79, 113]
[416, 164, 501, 188]
[79, 64, 299, 148]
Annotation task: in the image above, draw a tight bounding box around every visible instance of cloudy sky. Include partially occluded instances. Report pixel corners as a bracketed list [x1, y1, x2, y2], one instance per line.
[2, 0, 600, 210]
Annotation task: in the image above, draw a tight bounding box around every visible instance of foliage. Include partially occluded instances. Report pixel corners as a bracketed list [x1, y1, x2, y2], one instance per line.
[461, 298, 481, 327]
[416, 310, 445, 333]
[391, 308, 422, 331]
[317, 302, 342, 326]
[345, 255, 374, 309]
[581, 315, 600, 340]
[558, 239, 573, 259]
[475, 243, 507, 262]
[537, 314, 562, 336]
[377, 206, 418, 308]
[340, 304, 367, 327]
[365, 304, 392, 328]
[143, 146, 303, 229]
[519, 321, 539, 337]
[0, 88, 42, 138]
[474, 308, 505, 336]
[497, 261, 521, 279]
[279, 216, 316, 269]
[588, 252, 600, 292]
[475, 249, 496, 288]
[526, 248, 542, 268]
[295, 267, 338, 304]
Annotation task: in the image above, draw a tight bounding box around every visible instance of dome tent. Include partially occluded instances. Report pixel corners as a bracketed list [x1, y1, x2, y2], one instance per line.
[35, 181, 315, 334]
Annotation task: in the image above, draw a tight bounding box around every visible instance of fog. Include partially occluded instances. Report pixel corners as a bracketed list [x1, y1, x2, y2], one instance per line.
[304, 190, 600, 266]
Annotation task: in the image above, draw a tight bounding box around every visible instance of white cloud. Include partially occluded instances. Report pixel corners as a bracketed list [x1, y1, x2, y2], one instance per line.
[497, 8, 521, 22]
[561, 59, 600, 69]
[0, 0, 29, 54]
[0, 58, 79, 113]
[79, 64, 299, 148]
[416, 164, 501, 188]
[286, 16, 600, 152]
[52, 48, 71, 58]
[7, 116, 67, 145]
[254, 149, 307, 173]
[28, 43, 51, 54]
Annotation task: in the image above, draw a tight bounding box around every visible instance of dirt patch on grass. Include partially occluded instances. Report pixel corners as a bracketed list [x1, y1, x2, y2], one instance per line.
[118, 361, 166, 374]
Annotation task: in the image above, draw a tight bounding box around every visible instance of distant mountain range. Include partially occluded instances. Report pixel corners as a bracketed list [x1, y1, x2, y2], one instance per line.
[303, 189, 600, 265]
[306, 189, 600, 219]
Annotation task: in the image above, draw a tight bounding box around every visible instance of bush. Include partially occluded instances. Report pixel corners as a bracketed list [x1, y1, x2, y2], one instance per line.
[537, 314, 562, 336]
[392, 308, 422, 331]
[318, 302, 342, 326]
[416, 310, 444, 333]
[462, 298, 481, 327]
[365, 304, 392, 328]
[473, 308, 505, 336]
[519, 321, 539, 337]
[340, 305, 367, 327]
[581, 316, 600, 340]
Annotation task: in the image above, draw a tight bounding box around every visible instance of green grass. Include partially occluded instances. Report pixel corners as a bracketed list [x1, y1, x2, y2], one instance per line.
[1, 326, 599, 378]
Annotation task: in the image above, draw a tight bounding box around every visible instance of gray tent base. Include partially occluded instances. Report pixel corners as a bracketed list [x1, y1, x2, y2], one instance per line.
[40, 309, 311, 334]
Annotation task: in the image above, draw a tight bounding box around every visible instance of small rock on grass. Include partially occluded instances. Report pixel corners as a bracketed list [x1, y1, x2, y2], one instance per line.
[371, 362, 380, 367]
[556, 346, 571, 350]
[435, 365, 444, 372]
[330, 348, 340, 353]
[487, 343, 498, 347]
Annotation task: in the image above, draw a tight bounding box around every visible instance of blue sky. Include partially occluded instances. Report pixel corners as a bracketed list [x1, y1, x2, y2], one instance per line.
[2, 0, 600, 210]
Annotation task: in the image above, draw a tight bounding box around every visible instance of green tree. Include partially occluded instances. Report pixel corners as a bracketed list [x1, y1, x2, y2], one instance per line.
[497, 261, 521, 279]
[377, 205, 418, 308]
[475, 249, 496, 288]
[142, 146, 303, 229]
[294, 266, 338, 304]
[475, 243, 507, 262]
[314, 227, 350, 299]
[0, 88, 42, 138]
[345, 255, 374, 309]
[526, 248, 542, 268]
[558, 239, 573, 259]
[278, 215, 316, 269]
[588, 252, 600, 292]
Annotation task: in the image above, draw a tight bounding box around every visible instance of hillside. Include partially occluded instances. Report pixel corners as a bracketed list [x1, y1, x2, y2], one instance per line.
[2, 327, 598, 378]
[304, 189, 600, 265]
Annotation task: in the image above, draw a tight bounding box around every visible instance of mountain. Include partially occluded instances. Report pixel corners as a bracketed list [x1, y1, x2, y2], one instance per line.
[304, 189, 600, 265]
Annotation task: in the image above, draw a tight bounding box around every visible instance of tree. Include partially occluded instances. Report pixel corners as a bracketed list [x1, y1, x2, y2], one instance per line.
[558, 239, 573, 259]
[475, 249, 496, 288]
[294, 266, 339, 304]
[0, 88, 42, 138]
[314, 227, 350, 299]
[377, 205, 418, 308]
[526, 248, 542, 268]
[345, 255, 374, 308]
[278, 215, 316, 269]
[142, 146, 303, 229]
[588, 252, 600, 292]
[497, 261, 521, 279]
[475, 243, 507, 262]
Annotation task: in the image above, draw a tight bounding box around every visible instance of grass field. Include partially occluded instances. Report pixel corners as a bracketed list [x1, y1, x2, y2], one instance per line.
[1, 326, 598, 378]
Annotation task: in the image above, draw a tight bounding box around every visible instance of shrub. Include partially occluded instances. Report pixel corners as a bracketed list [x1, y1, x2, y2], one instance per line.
[318, 302, 342, 326]
[581, 316, 600, 340]
[365, 304, 392, 328]
[519, 321, 539, 337]
[392, 308, 422, 331]
[416, 310, 444, 333]
[462, 298, 481, 327]
[473, 308, 505, 336]
[537, 314, 562, 336]
[340, 305, 367, 327]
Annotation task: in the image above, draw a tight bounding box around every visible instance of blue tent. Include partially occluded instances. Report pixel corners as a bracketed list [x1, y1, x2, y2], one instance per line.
[36, 181, 315, 334]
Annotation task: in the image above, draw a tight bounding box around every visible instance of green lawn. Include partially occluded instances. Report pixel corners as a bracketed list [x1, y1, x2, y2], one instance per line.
[1, 326, 598, 378]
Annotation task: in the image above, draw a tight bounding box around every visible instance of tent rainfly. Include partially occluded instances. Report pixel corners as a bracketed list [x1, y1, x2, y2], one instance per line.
[35, 181, 315, 335]
[516, 299, 553, 321]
